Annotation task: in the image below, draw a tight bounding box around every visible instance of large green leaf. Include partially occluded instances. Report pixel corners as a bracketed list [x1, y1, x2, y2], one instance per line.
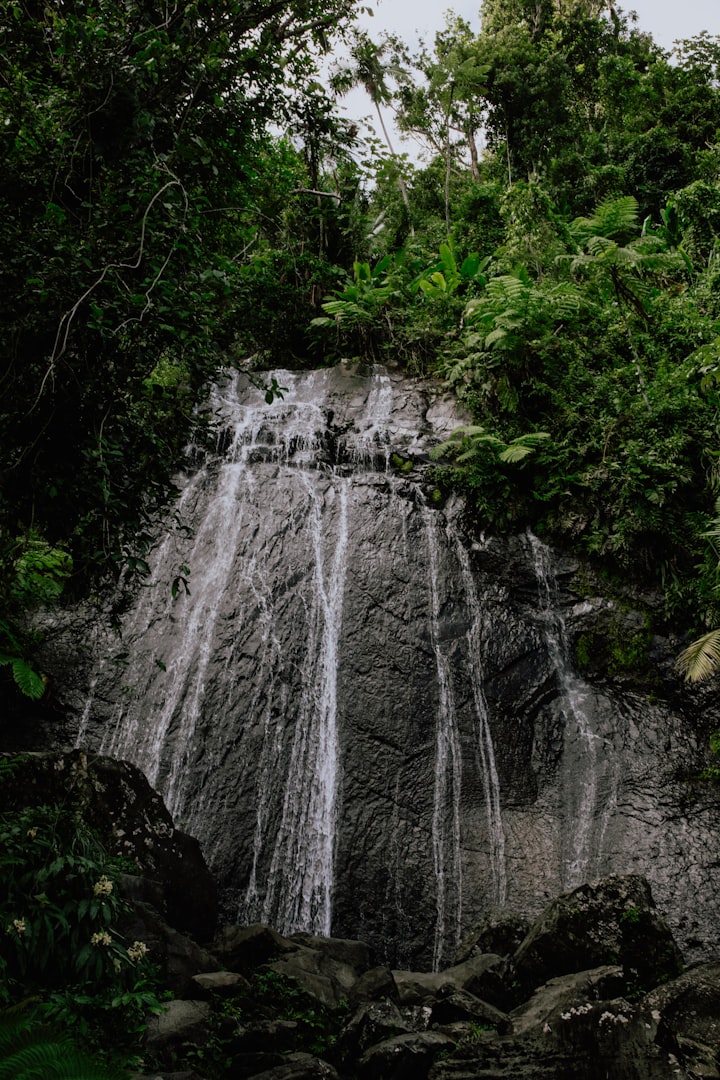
[11, 660, 45, 700]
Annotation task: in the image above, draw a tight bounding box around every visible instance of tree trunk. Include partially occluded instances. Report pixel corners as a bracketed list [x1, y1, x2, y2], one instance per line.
[373, 100, 414, 236]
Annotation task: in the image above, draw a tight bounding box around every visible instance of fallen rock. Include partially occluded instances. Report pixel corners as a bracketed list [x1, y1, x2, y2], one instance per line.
[454, 912, 531, 963]
[510, 875, 683, 1001]
[245, 1052, 339, 1079]
[144, 1000, 212, 1052]
[229, 1053, 286, 1079]
[0, 750, 217, 939]
[191, 970, 251, 998]
[643, 961, 720, 1054]
[392, 969, 456, 1005]
[338, 999, 413, 1057]
[119, 900, 219, 997]
[392, 953, 505, 1008]
[228, 1019, 301, 1054]
[357, 1031, 457, 1080]
[430, 989, 509, 1031]
[266, 938, 371, 1009]
[509, 966, 626, 1038]
[288, 933, 371, 972]
[348, 965, 399, 1005]
[213, 923, 297, 972]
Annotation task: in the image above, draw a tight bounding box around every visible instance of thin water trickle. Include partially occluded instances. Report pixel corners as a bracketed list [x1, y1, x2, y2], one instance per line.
[424, 508, 463, 971]
[454, 539, 507, 907]
[526, 531, 601, 888]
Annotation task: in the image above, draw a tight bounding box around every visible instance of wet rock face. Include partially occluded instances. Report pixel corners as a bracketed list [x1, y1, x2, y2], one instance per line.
[46, 363, 720, 969]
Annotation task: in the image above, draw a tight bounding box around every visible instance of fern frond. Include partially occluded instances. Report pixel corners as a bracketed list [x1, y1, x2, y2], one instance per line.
[11, 659, 45, 700]
[0, 1014, 128, 1080]
[579, 196, 640, 242]
[487, 275, 528, 301]
[499, 444, 534, 463]
[676, 629, 720, 682]
[484, 327, 508, 348]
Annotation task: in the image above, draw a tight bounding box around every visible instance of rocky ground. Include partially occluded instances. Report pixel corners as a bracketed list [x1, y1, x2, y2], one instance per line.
[3, 751, 719, 1080]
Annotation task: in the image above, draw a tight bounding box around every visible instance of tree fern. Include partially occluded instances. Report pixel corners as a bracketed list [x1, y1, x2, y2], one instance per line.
[571, 195, 640, 244]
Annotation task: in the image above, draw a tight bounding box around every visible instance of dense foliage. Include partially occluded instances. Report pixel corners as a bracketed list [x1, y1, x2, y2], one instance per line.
[0, 0, 365, 696]
[2, 0, 720, 695]
[0, 755, 164, 1073]
[314, 1, 720, 648]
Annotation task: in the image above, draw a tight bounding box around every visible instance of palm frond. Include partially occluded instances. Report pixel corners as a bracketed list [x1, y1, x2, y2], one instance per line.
[676, 629, 720, 682]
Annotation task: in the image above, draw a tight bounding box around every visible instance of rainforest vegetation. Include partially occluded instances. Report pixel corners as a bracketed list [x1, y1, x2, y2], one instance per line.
[1, 2, 720, 1072]
[2, 0, 720, 698]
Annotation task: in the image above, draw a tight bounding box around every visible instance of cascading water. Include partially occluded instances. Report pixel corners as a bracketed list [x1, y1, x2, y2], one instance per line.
[526, 530, 608, 889]
[64, 362, 720, 968]
[454, 539, 506, 908]
[259, 475, 349, 935]
[77, 363, 510, 966]
[425, 507, 464, 971]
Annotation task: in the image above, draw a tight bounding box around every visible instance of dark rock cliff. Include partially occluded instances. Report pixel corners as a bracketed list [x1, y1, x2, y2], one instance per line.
[18, 362, 720, 973]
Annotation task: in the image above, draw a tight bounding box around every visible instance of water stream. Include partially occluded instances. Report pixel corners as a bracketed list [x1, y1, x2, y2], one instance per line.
[526, 531, 603, 888]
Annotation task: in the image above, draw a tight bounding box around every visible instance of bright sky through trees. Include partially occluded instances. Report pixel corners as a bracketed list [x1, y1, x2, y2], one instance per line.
[356, 0, 715, 51]
[339, 0, 717, 158]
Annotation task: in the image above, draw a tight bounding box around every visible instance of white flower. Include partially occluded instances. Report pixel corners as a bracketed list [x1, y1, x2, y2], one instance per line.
[93, 875, 113, 898]
[91, 931, 112, 947]
[127, 940, 148, 962]
[9, 918, 26, 936]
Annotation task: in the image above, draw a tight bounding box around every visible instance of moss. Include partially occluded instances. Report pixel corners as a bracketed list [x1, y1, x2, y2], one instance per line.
[390, 453, 414, 473]
[574, 613, 653, 680]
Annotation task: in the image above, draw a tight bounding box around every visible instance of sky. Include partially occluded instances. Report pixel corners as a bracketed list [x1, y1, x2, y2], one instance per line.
[338, 0, 718, 159]
[354, 0, 716, 52]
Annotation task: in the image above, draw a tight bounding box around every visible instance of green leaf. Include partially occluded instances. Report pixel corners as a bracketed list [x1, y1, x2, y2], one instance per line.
[676, 629, 720, 682]
[11, 660, 45, 700]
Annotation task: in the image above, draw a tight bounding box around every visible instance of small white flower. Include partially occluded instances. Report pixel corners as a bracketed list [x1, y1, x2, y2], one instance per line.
[543, 1023, 551, 1034]
[93, 875, 113, 898]
[127, 940, 148, 962]
[91, 931, 112, 947]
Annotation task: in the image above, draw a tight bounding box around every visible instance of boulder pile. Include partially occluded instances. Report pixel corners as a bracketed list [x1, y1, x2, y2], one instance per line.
[3, 753, 718, 1079]
[137, 877, 718, 1080]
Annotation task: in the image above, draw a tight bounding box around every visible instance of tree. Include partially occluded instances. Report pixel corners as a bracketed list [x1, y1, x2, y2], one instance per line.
[332, 29, 413, 231]
[393, 16, 489, 233]
[0, 0, 359, 699]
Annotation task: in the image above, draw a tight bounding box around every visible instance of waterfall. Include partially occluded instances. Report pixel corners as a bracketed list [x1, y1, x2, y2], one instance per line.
[62, 366, 720, 969]
[425, 508, 464, 971]
[526, 531, 603, 889]
[76, 364, 509, 965]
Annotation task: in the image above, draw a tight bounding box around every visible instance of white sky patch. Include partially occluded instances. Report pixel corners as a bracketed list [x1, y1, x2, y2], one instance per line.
[330, 0, 718, 163]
